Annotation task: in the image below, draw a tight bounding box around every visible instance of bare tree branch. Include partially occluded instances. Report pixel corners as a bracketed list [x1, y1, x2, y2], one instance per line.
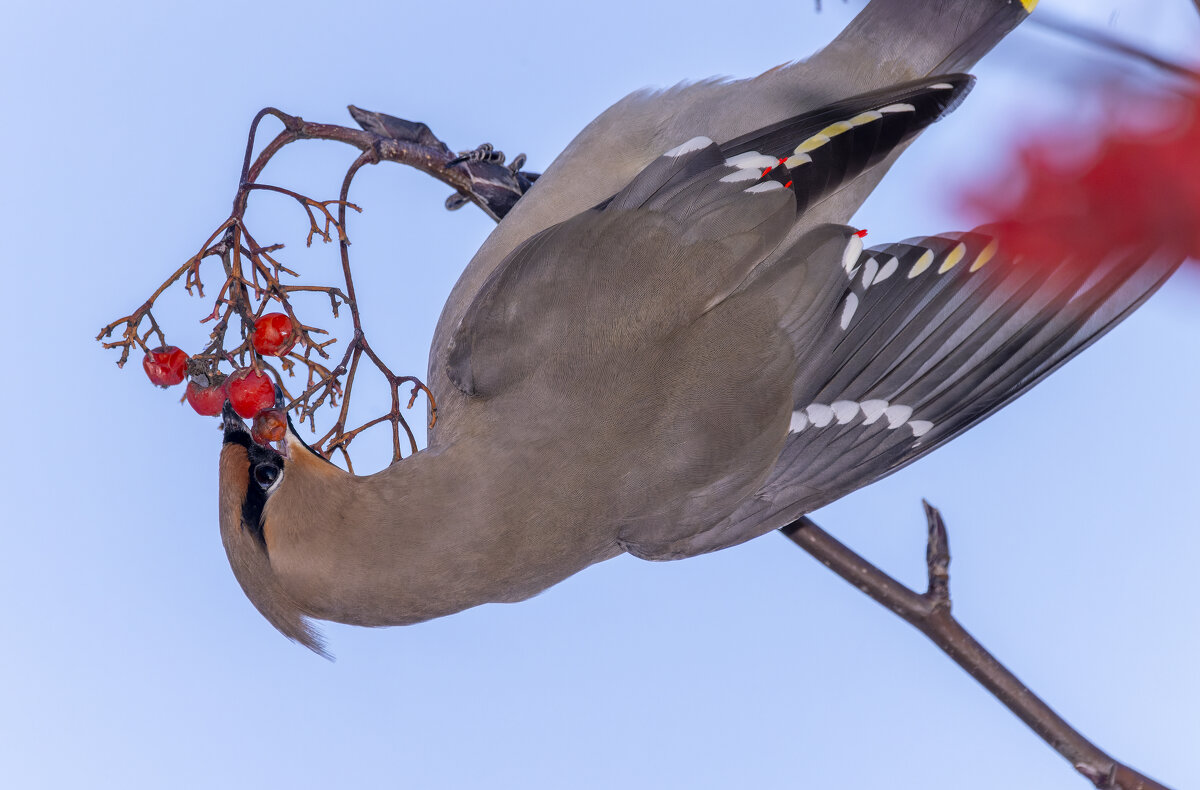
[97, 106, 531, 465]
[1030, 13, 1200, 83]
[780, 507, 1172, 790]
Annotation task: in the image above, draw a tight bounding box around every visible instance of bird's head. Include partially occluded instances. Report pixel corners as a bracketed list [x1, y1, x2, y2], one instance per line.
[217, 400, 334, 658]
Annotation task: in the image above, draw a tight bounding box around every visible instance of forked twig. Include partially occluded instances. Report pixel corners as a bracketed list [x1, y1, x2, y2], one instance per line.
[780, 506, 1171, 790]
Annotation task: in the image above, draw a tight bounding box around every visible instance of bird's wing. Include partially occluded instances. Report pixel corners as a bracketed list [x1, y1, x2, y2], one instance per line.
[446, 76, 973, 396]
[428, 0, 1033, 442]
[676, 227, 1182, 557]
[442, 142, 795, 398]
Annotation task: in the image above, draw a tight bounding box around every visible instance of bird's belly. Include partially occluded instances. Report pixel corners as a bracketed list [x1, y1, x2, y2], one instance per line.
[509, 348, 794, 561]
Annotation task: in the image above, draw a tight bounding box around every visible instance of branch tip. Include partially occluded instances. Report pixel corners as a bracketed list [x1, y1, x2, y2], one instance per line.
[923, 499, 951, 607]
[780, 507, 1174, 790]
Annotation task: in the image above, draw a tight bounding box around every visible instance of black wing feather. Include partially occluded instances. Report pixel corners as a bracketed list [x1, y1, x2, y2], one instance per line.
[763, 231, 1180, 514]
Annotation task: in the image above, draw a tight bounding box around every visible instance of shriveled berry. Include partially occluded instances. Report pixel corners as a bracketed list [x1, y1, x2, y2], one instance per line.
[227, 368, 276, 419]
[186, 378, 227, 416]
[252, 313, 296, 357]
[143, 346, 188, 387]
[251, 408, 288, 445]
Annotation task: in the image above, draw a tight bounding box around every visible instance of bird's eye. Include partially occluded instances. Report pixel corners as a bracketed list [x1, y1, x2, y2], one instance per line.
[253, 464, 280, 490]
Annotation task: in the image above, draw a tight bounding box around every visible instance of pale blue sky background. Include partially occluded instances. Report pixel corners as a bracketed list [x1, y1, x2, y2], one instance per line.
[2, 1, 1197, 788]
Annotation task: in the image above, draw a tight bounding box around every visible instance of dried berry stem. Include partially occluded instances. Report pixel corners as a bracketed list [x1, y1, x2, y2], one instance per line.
[97, 107, 492, 467]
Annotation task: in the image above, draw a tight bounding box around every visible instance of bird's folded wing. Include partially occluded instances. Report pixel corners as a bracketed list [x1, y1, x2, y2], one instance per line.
[695, 228, 1182, 554]
[446, 75, 973, 396]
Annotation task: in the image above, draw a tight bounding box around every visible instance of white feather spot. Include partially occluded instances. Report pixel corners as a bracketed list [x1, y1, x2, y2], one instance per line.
[860, 399, 889, 424]
[842, 234, 864, 273]
[908, 420, 934, 437]
[788, 410, 809, 433]
[664, 136, 713, 157]
[784, 153, 812, 169]
[799, 398, 929, 438]
[831, 400, 860, 424]
[719, 168, 762, 183]
[929, 82, 954, 90]
[745, 180, 783, 193]
[725, 151, 776, 169]
[805, 403, 834, 428]
[938, 242, 967, 274]
[839, 292, 859, 330]
[908, 249, 935, 278]
[861, 258, 879, 289]
[880, 103, 917, 114]
[874, 256, 898, 284]
[885, 404, 913, 428]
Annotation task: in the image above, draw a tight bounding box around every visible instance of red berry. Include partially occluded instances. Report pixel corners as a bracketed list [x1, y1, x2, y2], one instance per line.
[227, 368, 276, 419]
[186, 378, 228, 416]
[251, 408, 288, 445]
[143, 346, 188, 387]
[252, 313, 296, 357]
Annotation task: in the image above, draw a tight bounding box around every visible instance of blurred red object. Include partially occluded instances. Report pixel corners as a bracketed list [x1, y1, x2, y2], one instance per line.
[968, 91, 1200, 270]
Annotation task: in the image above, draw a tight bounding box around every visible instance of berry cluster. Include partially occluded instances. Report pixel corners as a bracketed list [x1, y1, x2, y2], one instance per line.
[99, 106, 447, 469]
[143, 313, 296, 438]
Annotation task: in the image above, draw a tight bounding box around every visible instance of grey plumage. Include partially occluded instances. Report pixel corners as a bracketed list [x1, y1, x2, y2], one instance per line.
[216, 0, 1181, 654]
[427, 0, 1032, 413]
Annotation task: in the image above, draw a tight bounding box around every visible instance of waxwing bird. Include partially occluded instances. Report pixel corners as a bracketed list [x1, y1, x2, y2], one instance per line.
[218, 0, 1181, 656]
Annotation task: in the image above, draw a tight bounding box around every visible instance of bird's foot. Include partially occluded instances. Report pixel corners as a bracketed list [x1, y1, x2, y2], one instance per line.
[448, 142, 507, 167]
[348, 105, 539, 220]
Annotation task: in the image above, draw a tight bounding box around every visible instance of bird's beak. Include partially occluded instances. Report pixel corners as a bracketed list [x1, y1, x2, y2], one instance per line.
[222, 400, 250, 443]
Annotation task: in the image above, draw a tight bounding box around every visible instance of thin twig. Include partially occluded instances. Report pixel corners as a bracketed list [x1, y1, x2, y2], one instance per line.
[779, 505, 1172, 790]
[99, 106, 460, 467]
[1030, 13, 1200, 83]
